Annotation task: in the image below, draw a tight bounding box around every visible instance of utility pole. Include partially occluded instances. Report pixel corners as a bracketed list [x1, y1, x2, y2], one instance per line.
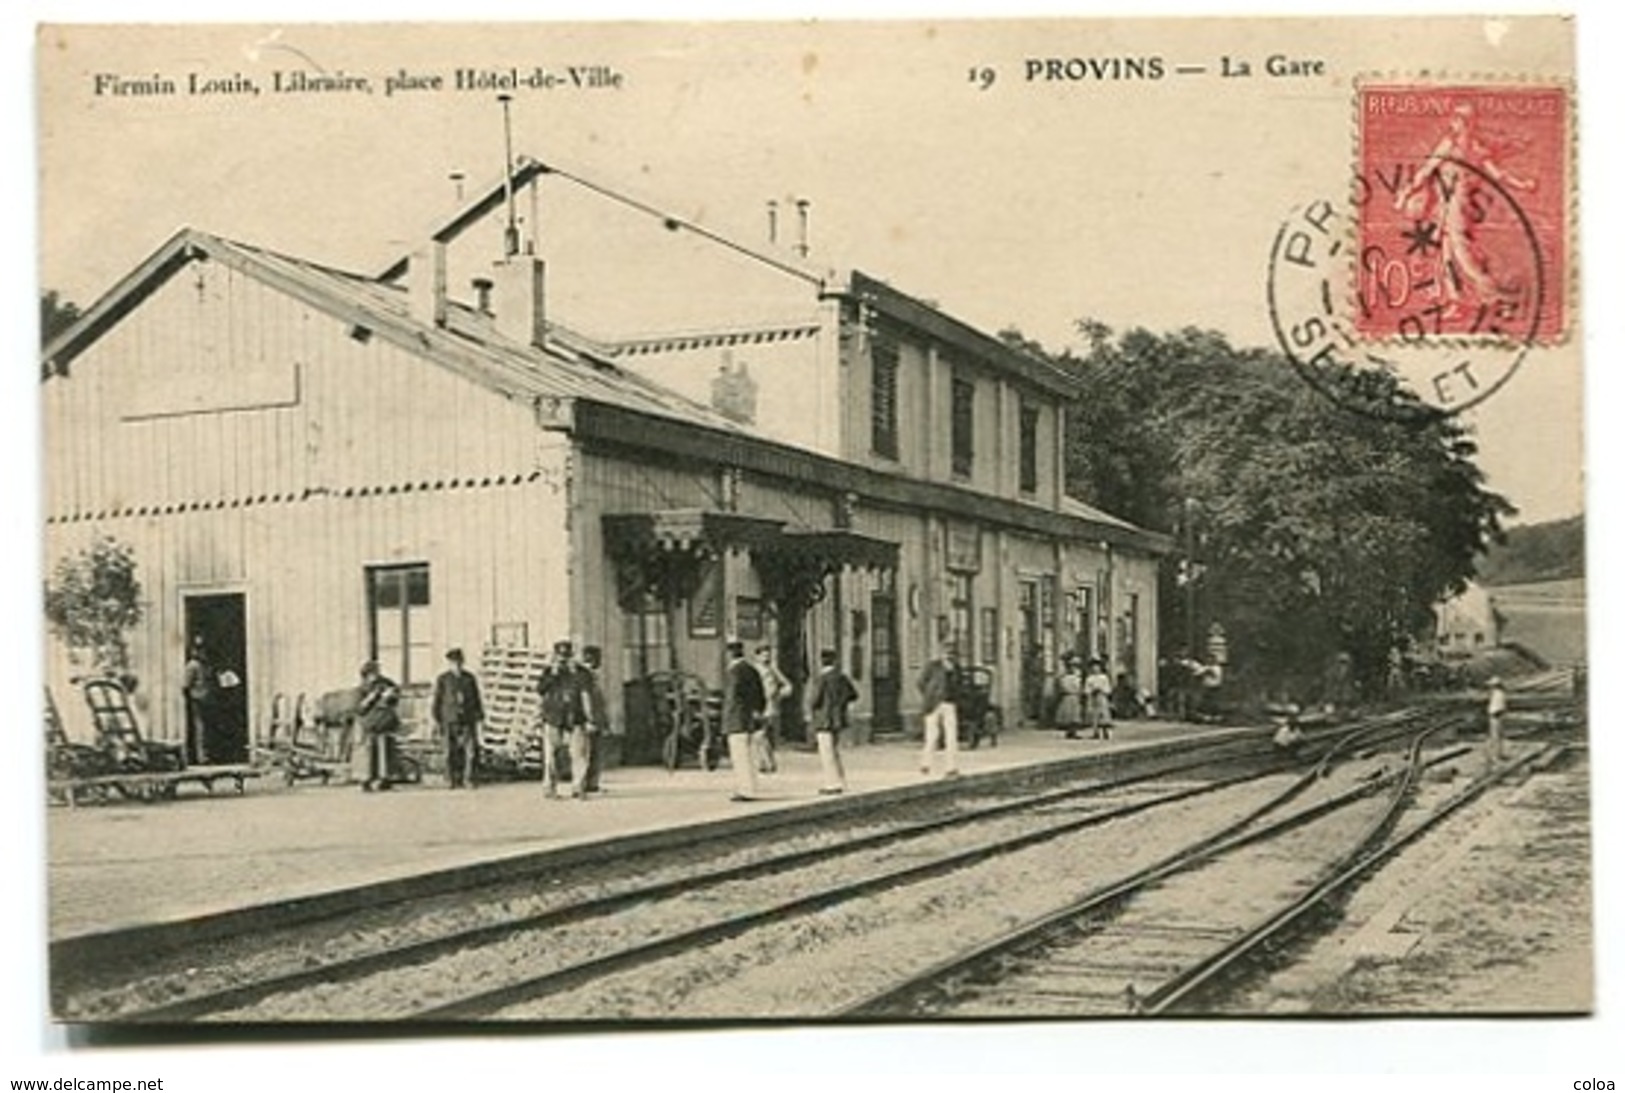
[498, 93, 519, 258]
[1184, 497, 1198, 659]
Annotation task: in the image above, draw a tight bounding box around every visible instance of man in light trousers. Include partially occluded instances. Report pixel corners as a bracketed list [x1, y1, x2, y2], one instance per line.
[537, 639, 593, 800]
[722, 640, 765, 801]
[918, 643, 961, 779]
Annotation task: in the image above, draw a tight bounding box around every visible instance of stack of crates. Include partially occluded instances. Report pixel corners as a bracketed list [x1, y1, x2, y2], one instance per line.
[477, 646, 550, 778]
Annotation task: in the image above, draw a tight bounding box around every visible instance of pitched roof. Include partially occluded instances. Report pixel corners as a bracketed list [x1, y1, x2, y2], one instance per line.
[42, 227, 1165, 553]
[41, 227, 753, 437]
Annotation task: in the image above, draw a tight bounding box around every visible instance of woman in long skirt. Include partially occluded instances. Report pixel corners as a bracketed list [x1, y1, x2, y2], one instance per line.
[1055, 654, 1085, 740]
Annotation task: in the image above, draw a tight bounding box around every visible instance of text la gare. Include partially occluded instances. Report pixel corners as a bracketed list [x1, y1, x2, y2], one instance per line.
[1222, 55, 1326, 77]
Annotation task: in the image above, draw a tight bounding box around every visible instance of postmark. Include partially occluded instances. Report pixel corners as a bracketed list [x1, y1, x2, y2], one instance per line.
[1267, 80, 1570, 421]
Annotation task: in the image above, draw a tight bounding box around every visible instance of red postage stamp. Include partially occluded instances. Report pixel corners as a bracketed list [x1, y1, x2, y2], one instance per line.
[1356, 83, 1569, 344]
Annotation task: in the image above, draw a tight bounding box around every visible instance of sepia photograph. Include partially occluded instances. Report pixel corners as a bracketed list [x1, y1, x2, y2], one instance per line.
[27, 11, 1601, 1047]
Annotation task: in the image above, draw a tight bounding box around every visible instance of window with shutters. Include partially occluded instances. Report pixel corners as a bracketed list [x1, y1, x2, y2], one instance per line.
[871, 339, 899, 459]
[1019, 401, 1040, 494]
[950, 373, 975, 478]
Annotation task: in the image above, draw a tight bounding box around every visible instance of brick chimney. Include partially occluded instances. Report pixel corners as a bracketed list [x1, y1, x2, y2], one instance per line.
[710, 351, 758, 425]
[490, 255, 547, 348]
[409, 241, 448, 327]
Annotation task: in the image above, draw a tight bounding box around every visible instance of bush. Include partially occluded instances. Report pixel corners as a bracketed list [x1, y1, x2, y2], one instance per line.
[44, 537, 144, 675]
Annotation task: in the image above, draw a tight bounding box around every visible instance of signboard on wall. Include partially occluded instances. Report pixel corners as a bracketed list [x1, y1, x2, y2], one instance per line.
[945, 522, 981, 573]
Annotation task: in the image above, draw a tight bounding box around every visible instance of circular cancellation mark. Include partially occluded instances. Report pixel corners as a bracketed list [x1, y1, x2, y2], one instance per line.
[1267, 155, 1547, 424]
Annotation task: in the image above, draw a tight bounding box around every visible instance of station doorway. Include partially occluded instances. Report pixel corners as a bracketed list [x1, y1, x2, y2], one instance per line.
[182, 592, 249, 764]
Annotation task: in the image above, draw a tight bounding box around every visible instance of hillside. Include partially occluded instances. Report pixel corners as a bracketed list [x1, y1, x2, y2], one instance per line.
[1479, 515, 1585, 587]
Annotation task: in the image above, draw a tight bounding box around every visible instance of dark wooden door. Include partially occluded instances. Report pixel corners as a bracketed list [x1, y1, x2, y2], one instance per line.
[183, 592, 249, 764]
[870, 592, 900, 731]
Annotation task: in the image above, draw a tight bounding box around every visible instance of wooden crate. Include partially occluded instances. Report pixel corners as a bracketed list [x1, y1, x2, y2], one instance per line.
[478, 646, 550, 776]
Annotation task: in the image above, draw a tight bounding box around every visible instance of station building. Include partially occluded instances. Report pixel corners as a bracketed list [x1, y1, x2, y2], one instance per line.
[42, 158, 1169, 763]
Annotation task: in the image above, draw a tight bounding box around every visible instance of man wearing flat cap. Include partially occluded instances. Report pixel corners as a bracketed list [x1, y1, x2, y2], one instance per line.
[537, 639, 593, 799]
[433, 647, 485, 789]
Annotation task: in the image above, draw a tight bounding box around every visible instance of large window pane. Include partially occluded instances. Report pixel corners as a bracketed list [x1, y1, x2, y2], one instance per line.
[367, 563, 431, 685]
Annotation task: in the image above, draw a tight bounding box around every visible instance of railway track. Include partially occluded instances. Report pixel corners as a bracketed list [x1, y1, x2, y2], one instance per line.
[836, 720, 1561, 1018]
[61, 715, 1426, 1022]
[57, 704, 1532, 1022]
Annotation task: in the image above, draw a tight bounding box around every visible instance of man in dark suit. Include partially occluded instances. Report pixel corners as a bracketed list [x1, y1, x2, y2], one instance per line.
[721, 639, 765, 801]
[580, 645, 609, 794]
[807, 648, 858, 794]
[433, 647, 484, 789]
[538, 639, 593, 799]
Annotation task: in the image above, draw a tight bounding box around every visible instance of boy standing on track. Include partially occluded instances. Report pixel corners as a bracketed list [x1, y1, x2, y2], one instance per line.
[1485, 676, 1508, 768]
[808, 647, 857, 795]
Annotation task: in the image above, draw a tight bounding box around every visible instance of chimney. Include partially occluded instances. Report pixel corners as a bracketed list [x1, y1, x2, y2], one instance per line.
[795, 198, 811, 259]
[490, 255, 546, 348]
[767, 200, 779, 246]
[710, 351, 758, 425]
[409, 241, 448, 328]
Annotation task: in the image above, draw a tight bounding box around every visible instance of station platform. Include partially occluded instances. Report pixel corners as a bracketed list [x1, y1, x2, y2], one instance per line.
[46, 720, 1237, 943]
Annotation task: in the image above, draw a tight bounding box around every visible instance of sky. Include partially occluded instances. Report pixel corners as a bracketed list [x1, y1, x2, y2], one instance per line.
[36, 17, 1583, 523]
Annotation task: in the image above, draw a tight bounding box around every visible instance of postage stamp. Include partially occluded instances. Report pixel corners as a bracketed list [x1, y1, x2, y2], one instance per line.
[1354, 83, 1569, 344]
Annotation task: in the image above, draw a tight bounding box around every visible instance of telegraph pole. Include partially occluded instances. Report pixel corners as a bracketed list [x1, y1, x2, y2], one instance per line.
[1184, 497, 1198, 659]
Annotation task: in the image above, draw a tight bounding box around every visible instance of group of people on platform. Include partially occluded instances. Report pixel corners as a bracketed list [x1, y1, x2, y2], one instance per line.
[722, 640, 857, 801]
[1049, 652, 1117, 741]
[350, 637, 863, 804]
[350, 640, 611, 796]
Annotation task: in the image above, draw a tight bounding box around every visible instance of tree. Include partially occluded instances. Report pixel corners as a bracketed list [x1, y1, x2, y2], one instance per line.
[44, 537, 145, 676]
[1052, 325, 1513, 702]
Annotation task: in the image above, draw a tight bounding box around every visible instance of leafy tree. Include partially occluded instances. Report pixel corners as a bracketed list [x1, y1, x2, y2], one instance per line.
[1052, 325, 1513, 702]
[44, 537, 145, 676]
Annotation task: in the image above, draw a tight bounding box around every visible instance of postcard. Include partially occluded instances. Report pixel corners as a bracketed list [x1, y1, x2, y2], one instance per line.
[36, 17, 1587, 1026]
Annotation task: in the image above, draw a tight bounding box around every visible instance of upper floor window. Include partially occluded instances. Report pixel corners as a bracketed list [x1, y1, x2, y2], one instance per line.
[367, 563, 432, 686]
[950, 373, 975, 478]
[871, 339, 900, 460]
[1019, 401, 1040, 494]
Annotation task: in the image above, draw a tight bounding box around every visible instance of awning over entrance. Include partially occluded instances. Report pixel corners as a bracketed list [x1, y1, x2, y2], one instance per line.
[603, 509, 786, 557]
[602, 510, 898, 612]
[769, 529, 898, 572]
